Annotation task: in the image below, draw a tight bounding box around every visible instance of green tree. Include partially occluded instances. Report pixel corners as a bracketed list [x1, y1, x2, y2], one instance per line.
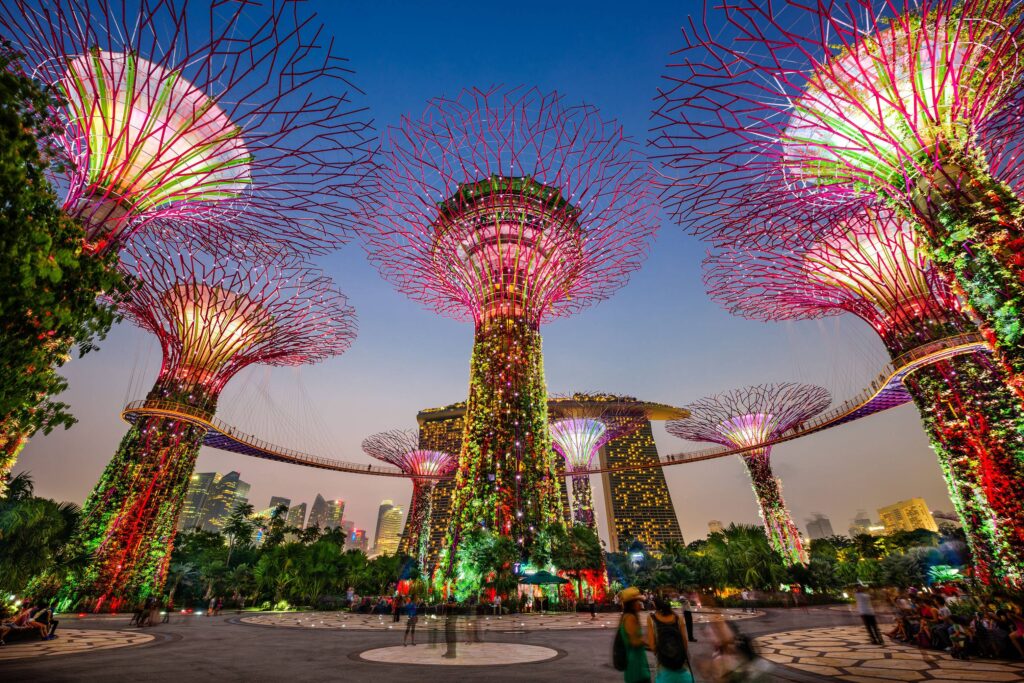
[549, 524, 604, 599]
[223, 502, 255, 567]
[0, 42, 123, 492]
[0, 472, 80, 596]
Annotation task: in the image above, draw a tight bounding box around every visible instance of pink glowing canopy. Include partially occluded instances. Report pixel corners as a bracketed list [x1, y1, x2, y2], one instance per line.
[1, 0, 376, 254]
[118, 233, 357, 394]
[363, 86, 658, 325]
[361, 429, 457, 481]
[668, 383, 831, 452]
[650, 0, 1024, 243]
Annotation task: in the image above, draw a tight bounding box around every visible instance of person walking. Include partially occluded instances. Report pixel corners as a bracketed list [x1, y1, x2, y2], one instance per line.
[162, 597, 172, 624]
[617, 587, 650, 683]
[587, 589, 597, 621]
[403, 598, 419, 646]
[393, 595, 404, 623]
[681, 595, 696, 642]
[855, 586, 884, 646]
[647, 596, 693, 683]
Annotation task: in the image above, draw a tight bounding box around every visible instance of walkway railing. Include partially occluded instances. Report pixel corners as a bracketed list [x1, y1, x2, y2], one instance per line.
[121, 334, 989, 478]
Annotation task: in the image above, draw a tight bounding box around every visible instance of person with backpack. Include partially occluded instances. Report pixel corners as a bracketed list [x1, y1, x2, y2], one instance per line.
[646, 596, 692, 682]
[613, 587, 650, 683]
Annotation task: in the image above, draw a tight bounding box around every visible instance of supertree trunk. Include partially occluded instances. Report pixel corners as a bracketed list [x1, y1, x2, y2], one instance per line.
[68, 379, 216, 610]
[903, 354, 1024, 588]
[741, 451, 808, 565]
[402, 481, 434, 568]
[908, 155, 1024, 399]
[570, 474, 596, 528]
[443, 314, 562, 575]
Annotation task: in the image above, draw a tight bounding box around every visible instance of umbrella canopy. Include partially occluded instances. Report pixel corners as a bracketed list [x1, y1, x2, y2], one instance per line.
[519, 570, 569, 585]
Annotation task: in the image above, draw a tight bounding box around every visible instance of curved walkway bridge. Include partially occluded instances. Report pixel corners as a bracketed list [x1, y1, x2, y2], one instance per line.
[122, 334, 987, 479]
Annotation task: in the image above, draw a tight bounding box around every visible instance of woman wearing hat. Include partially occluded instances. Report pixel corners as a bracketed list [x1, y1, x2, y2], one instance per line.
[618, 587, 651, 682]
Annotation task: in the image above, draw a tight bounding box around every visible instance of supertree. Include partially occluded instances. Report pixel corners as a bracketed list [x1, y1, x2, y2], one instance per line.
[0, 0, 374, 489]
[705, 205, 1024, 585]
[361, 86, 658, 576]
[361, 429, 457, 567]
[668, 384, 831, 565]
[549, 400, 648, 528]
[651, 0, 1024, 397]
[68, 233, 356, 609]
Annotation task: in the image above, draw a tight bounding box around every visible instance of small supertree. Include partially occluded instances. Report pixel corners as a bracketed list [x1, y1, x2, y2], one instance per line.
[668, 384, 831, 565]
[361, 429, 457, 567]
[0, 0, 374, 489]
[361, 86, 658, 576]
[68, 234, 356, 609]
[549, 400, 648, 528]
[652, 0, 1024, 396]
[0, 0, 374, 254]
[705, 205, 1024, 586]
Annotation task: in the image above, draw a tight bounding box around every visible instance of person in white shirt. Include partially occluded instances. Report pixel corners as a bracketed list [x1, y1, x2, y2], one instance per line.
[855, 585, 884, 645]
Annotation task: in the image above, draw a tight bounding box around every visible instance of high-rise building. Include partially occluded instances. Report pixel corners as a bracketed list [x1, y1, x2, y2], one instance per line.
[286, 502, 307, 529]
[708, 520, 724, 536]
[341, 520, 355, 540]
[806, 513, 834, 540]
[878, 498, 939, 534]
[600, 420, 684, 552]
[849, 510, 873, 537]
[417, 395, 687, 572]
[177, 471, 250, 532]
[374, 501, 404, 556]
[349, 528, 369, 553]
[268, 496, 291, 511]
[178, 472, 218, 531]
[308, 494, 345, 529]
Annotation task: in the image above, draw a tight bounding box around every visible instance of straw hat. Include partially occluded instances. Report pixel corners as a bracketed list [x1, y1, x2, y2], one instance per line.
[618, 587, 642, 604]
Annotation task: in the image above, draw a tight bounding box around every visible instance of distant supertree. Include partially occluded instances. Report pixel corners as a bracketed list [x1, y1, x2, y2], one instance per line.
[361, 86, 658, 576]
[0, 0, 374, 490]
[0, 0, 374, 254]
[361, 429, 457, 567]
[706, 206, 1024, 585]
[652, 0, 1024, 397]
[668, 384, 831, 565]
[68, 234, 356, 609]
[549, 400, 648, 528]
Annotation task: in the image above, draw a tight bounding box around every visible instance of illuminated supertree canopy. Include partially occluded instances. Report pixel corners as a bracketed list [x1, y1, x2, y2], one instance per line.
[69, 234, 356, 609]
[705, 206, 1024, 586]
[651, 0, 1024, 397]
[549, 399, 647, 528]
[668, 384, 831, 565]
[0, 0, 375, 255]
[361, 429, 456, 567]
[361, 86, 658, 578]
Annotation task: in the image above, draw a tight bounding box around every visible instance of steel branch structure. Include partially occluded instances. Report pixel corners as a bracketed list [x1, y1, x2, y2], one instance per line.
[0, 0, 375, 255]
[652, 0, 1024, 397]
[549, 398, 648, 528]
[69, 234, 356, 610]
[706, 206, 1024, 585]
[668, 384, 831, 565]
[361, 429, 456, 567]
[361, 86, 658, 580]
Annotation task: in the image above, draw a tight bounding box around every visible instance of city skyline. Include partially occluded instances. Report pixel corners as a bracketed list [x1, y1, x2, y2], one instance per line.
[14, 0, 957, 546]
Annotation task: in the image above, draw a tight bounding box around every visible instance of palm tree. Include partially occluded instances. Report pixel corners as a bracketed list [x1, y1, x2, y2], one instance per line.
[224, 503, 255, 567]
[550, 525, 604, 599]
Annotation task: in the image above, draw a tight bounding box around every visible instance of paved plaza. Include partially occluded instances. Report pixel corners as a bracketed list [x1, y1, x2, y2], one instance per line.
[2, 607, 1023, 681]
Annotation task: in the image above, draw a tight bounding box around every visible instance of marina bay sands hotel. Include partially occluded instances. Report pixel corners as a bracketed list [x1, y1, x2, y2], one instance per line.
[413, 393, 685, 565]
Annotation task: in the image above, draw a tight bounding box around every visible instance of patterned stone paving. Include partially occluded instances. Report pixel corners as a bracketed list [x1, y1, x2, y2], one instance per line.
[756, 625, 1024, 682]
[358, 642, 560, 666]
[0, 628, 154, 662]
[240, 607, 761, 632]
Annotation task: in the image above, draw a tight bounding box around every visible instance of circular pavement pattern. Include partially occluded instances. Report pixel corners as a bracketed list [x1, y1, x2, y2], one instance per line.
[756, 625, 1024, 682]
[239, 608, 760, 632]
[0, 628, 155, 662]
[357, 642, 559, 666]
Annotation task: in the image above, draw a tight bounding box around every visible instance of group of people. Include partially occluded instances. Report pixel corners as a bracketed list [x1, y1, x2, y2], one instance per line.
[0, 600, 59, 645]
[616, 587, 769, 683]
[886, 588, 1024, 661]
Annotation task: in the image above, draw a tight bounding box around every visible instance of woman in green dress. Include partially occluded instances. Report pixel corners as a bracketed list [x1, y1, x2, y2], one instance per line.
[618, 587, 651, 683]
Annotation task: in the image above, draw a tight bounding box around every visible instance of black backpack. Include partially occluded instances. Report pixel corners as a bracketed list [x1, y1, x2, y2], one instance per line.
[612, 619, 628, 671]
[654, 615, 687, 670]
